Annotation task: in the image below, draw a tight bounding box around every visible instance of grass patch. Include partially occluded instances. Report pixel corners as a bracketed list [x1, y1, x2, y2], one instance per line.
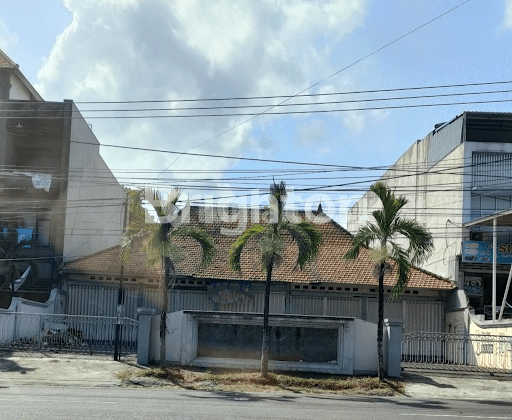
[125, 366, 404, 395]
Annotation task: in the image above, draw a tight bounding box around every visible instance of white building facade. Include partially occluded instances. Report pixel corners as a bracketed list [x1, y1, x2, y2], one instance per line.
[348, 111, 512, 318]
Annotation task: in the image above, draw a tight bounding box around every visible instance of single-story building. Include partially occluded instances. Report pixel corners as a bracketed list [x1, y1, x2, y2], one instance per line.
[60, 205, 454, 333]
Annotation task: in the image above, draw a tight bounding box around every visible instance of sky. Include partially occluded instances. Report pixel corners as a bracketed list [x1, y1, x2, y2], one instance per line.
[1, 0, 512, 227]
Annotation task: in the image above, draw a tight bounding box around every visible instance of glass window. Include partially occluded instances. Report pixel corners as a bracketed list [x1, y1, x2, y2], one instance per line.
[2, 227, 33, 247]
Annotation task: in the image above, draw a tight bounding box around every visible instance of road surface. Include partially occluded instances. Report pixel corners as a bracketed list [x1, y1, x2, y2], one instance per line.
[1, 385, 511, 420]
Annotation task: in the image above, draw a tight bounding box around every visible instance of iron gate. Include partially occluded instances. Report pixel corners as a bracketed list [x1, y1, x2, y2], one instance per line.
[402, 332, 512, 373]
[0, 313, 138, 356]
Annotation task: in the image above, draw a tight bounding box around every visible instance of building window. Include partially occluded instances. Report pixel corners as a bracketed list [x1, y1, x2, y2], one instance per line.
[471, 193, 512, 227]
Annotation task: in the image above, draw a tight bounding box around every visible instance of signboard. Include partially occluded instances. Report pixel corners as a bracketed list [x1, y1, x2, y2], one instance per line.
[462, 240, 512, 264]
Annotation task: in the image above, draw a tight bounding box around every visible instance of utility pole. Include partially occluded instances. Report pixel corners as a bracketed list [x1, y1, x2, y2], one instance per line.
[114, 197, 128, 361]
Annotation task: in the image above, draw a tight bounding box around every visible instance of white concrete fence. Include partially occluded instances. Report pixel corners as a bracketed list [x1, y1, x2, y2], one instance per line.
[137, 310, 404, 377]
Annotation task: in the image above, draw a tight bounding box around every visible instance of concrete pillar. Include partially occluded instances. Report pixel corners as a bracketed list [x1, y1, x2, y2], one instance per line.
[137, 308, 155, 366]
[384, 318, 404, 378]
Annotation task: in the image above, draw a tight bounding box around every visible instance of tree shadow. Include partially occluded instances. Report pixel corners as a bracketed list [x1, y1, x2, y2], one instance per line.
[402, 372, 456, 389]
[0, 355, 36, 375]
[181, 390, 300, 403]
[459, 399, 512, 407]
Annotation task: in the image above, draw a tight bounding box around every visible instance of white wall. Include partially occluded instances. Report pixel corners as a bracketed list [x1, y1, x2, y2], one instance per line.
[149, 311, 383, 375]
[353, 318, 378, 375]
[9, 73, 31, 100]
[63, 104, 125, 261]
[347, 136, 466, 280]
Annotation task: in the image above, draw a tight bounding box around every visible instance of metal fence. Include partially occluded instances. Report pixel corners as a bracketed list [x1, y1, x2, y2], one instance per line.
[402, 332, 512, 373]
[66, 284, 447, 334]
[0, 313, 138, 354]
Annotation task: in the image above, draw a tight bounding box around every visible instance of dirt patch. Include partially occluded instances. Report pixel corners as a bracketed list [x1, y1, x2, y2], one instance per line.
[119, 366, 404, 395]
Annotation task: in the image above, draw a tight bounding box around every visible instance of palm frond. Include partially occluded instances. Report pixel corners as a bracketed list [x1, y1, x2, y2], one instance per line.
[229, 224, 266, 273]
[370, 182, 408, 230]
[343, 222, 381, 261]
[283, 221, 322, 269]
[390, 217, 434, 266]
[121, 191, 152, 263]
[389, 242, 411, 298]
[170, 225, 215, 265]
[144, 188, 167, 218]
[259, 229, 284, 270]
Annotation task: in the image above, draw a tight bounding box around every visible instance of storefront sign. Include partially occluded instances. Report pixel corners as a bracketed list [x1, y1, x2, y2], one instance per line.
[462, 240, 512, 264]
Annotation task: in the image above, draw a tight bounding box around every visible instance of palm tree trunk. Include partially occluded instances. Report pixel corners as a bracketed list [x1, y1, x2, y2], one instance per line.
[377, 261, 385, 380]
[160, 256, 169, 364]
[261, 257, 274, 378]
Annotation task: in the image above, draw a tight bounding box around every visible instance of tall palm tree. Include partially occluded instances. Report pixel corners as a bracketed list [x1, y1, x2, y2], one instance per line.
[121, 188, 215, 362]
[229, 181, 322, 377]
[344, 182, 433, 380]
[0, 226, 39, 299]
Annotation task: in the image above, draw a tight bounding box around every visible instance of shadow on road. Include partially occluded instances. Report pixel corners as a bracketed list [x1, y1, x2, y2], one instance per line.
[182, 390, 299, 403]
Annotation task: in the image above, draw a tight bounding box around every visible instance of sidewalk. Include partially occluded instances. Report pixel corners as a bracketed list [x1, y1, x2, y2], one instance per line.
[2, 354, 512, 400]
[403, 369, 512, 400]
[0, 354, 133, 387]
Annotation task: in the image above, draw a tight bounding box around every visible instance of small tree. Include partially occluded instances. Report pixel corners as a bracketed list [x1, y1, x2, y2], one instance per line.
[121, 188, 215, 362]
[229, 181, 322, 377]
[0, 226, 39, 301]
[344, 182, 433, 380]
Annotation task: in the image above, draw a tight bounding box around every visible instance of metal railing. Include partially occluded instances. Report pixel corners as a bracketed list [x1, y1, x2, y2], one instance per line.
[402, 332, 512, 372]
[0, 313, 138, 353]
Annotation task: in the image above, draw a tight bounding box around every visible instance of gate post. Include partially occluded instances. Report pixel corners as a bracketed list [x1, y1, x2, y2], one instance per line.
[385, 318, 405, 378]
[137, 308, 154, 366]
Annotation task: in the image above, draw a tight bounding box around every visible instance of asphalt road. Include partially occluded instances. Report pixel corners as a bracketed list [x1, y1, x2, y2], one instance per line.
[2, 385, 512, 420]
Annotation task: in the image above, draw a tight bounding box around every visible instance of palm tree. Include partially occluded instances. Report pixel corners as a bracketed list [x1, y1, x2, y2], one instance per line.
[0, 226, 39, 300]
[121, 188, 215, 363]
[229, 181, 322, 377]
[344, 182, 433, 380]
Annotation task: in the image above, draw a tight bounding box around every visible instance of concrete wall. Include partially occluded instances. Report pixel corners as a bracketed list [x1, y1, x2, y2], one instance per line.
[149, 311, 380, 375]
[0, 289, 66, 315]
[347, 135, 466, 281]
[353, 318, 378, 374]
[9, 73, 31, 100]
[63, 104, 125, 261]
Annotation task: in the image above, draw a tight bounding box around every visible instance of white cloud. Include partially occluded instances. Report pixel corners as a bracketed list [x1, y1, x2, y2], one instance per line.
[504, 0, 512, 29]
[35, 0, 369, 189]
[296, 119, 328, 147]
[0, 19, 18, 53]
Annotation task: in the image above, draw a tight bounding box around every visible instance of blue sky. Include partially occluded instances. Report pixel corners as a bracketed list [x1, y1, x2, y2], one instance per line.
[1, 0, 512, 226]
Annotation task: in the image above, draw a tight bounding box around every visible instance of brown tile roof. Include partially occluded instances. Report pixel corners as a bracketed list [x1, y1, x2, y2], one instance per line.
[0, 49, 17, 69]
[62, 206, 453, 290]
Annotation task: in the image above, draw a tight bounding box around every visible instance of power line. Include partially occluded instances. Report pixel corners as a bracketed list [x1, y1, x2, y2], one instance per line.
[69, 80, 512, 104]
[5, 97, 512, 119]
[7, 87, 512, 114]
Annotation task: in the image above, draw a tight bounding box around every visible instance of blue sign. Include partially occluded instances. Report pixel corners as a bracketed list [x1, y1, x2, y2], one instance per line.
[462, 241, 512, 264]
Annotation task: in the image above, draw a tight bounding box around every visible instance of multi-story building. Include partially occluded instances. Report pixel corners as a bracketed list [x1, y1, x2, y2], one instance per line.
[0, 49, 124, 291]
[348, 111, 512, 318]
